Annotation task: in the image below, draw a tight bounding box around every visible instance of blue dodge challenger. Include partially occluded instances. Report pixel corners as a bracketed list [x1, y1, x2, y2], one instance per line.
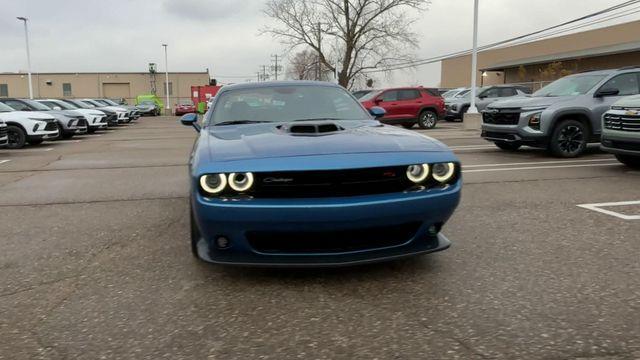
[181, 81, 461, 266]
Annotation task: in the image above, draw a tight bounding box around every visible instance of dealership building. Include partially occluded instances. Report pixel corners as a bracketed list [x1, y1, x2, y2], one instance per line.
[441, 20, 640, 90]
[0, 71, 210, 105]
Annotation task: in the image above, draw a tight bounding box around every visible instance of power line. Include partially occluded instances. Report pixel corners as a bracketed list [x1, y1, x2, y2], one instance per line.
[365, 0, 640, 73]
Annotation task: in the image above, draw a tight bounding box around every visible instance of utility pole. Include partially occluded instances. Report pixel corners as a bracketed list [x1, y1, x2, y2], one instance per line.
[260, 65, 269, 82]
[468, 0, 480, 114]
[162, 44, 170, 115]
[271, 54, 283, 81]
[316, 22, 322, 81]
[16, 17, 33, 99]
[257, 72, 261, 82]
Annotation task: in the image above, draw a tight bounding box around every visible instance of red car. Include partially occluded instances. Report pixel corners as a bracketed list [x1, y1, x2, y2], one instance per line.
[174, 100, 196, 116]
[359, 87, 445, 129]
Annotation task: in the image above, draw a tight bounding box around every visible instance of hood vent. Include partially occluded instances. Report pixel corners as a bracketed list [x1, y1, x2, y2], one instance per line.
[279, 122, 344, 135]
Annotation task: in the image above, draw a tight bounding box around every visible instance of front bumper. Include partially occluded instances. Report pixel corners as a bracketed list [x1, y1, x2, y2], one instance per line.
[601, 133, 640, 156]
[191, 182, 461, 266]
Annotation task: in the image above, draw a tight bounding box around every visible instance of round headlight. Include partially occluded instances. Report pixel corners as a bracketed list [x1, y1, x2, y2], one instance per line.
[406, 164, 430, 183]
[200, 174, 227, 194]
[228, 172, 254, 192]
[432, 163, 456, 183]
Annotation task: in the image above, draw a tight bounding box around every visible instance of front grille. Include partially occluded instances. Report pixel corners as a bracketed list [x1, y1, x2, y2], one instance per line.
[100, 116, 107, 123]
[247, 222, 421, 254]
[611, 140, 640, 151]
[483, 110, 521, 125]
[106, 114, 117, 122]
[604, 113, 640, 132]
[0, 125, 7, 138]
[76, 117, 87, 127]
[44, 122, 57, 131]
[245, 166, 439, 198]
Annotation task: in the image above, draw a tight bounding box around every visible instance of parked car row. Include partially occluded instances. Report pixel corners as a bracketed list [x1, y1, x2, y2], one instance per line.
[0, 98, 140, 149]
[358, 87, 445, 129]
[444, 85, 531, 120]
[479, 66, 640, 167]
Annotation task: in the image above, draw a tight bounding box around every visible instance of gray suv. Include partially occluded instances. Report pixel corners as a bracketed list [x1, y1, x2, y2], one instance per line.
[445, 85, 530, 120]
[482, 67, 640, 157]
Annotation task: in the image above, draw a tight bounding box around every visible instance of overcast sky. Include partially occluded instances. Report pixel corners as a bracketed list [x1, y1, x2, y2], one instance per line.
[2, 0, 639, 88]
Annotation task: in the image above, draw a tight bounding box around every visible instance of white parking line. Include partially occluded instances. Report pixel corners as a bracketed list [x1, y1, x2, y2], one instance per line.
[577, 201, 640, 220]
[464, 158, 615, 168]
[12, 147, 54, 153]
[0, 160, 10, 165]
[462, 162, 620, 173]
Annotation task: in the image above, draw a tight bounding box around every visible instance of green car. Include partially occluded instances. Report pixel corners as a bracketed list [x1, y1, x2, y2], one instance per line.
[601, 95, 640, 168]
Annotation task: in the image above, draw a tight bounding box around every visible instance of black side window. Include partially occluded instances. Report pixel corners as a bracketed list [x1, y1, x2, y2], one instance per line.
[380, 90, 398, 102]
[481, 88, 500, 98]
[601, 73, 640, 96]
[398, 90, 420, 100]
[3, 100, 30, 110]
[499, 88, 517, 97]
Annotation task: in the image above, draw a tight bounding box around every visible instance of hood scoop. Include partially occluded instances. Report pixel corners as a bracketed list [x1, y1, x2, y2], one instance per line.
[278, 122, 345, 136]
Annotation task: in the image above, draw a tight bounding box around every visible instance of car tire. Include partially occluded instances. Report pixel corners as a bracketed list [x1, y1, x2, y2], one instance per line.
[6, 125, 26, 149]
[494, 141, 522, 151]
[402, 123, 414, 129]
[53, 123, 64, 141]
[417, 110, 437, 129]
[62, 132, 74, 140]
[615, 154, 640, 169]
[549, 120, 588, 158]
[27, 139, 43, 145]
[87, 127, 96, 134]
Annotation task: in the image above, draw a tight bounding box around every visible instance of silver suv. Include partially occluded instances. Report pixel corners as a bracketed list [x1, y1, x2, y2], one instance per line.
[445, 85, 530, 120]
[601, 95, 640, 168]
[481, 67, 640, 157]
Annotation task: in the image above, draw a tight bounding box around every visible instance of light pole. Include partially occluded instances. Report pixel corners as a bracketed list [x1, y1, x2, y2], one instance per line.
[162, 44, 170, 115]
[17, 17, 33, 99]
[468, 0, 480, 114]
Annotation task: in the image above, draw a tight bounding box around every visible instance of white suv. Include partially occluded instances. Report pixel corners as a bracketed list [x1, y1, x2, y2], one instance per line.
[0, 102, 59, 149]
[81, 99, 129, 123]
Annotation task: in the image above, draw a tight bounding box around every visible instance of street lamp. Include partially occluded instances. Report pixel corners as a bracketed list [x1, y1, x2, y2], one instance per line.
[17, 17, 33, 99]
[162, 44, 170, 115]
[468, 0, 480, 114]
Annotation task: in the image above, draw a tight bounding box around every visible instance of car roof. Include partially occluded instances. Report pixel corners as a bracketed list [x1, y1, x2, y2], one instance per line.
[219, 81, 342, 93]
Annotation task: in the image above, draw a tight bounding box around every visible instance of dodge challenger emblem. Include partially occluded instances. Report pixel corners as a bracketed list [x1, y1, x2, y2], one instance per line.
[263, 177, 294, 183]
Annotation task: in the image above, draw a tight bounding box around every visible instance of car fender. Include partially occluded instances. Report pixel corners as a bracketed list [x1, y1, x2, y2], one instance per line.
[547, 107, 596, 135]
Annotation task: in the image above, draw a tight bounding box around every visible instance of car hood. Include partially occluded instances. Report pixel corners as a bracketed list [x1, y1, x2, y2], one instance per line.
[98, 106, 126, 112]
[489, 95, 579, 109]
[74, 109, 106, 116]
[203, 120, 449, 162]
[0, 111, 55, 121]
[613, 95, 640, 108]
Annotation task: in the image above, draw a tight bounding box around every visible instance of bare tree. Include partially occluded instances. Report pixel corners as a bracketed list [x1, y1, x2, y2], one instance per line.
[287, 49, 320, 80]
[263, 0, 429, 89]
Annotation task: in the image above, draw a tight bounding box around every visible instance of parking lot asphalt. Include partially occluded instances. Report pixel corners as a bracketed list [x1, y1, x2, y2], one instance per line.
[1, 118, 639, 360]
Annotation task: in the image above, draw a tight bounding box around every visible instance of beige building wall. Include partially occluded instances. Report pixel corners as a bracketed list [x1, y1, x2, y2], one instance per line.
[0, 72, 209, 105]
[441, 20, 640, 88]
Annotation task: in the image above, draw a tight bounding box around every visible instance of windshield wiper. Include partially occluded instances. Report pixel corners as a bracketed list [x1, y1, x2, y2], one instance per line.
[214, 120, 271, 126]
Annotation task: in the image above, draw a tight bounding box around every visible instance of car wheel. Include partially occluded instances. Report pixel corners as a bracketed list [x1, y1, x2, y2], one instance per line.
[402, 123, 414, 129]
[549, 120, 588, 158]
[6, 125, 26, 149]
[62, 132, 74, 140]
[27, 139, 43, 145]
[53, 123, 64, 141]
[494, 141, 522, 151]
[615, 154, 640, 169]
[87, 127, 96, 134]
[418, 110, 437, 129]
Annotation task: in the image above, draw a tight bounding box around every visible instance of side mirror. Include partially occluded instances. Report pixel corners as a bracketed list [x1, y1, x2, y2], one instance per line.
[595, 88, 620, 97]
[53, 106, 62, 110]
[369, 106, 386, 119]
[180, 113, 200, 132]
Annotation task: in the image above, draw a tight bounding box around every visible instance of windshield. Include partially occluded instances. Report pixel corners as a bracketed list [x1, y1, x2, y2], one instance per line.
[102, 99, 119, 106]
[22, 99, 53, 111]
[441, 90, 458, 98]
[178, 100, 193, 105]
[534, 75, 607, 97]
[83, 99, 103, 107]
[210, 85, 370, 125]
[0, 102, 14, 112]
[71, 100, 94, 108]
[40, 100, 75, 110]
[358, 90, 382, 101]
[140, 101, 155, 106]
